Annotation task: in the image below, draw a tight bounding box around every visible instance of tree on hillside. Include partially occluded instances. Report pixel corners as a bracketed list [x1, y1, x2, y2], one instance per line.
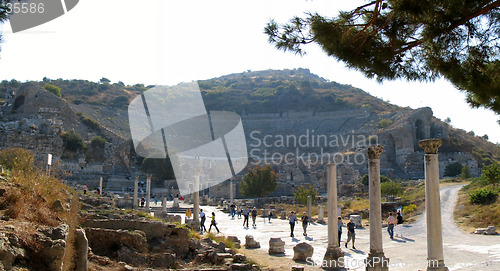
[240, 165, 278, 197]
[482, 163, 500, 187]
[461, 165, 473, 179]
[265, 0, 500, 114]
[381, 181, 404, 197]
[294, 184, 318, 205]
[61, 130, 85, 151]
[0, 1, 11, 52]
[444, 162, 463, 177]
[360, 174, 390, 186]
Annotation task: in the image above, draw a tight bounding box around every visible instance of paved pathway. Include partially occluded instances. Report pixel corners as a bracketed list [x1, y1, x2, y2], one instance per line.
[175, 185, 499, 270]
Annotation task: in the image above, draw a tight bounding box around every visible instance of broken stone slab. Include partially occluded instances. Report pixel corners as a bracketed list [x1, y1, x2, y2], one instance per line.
[233, 253, 247, 263]
[280, 211, 287, 220]
[244, 235, 260, 249]
[215, 252, 234, 264]
[231, 263, 253, 271]
[217, 241, 226, 252]
[268, 237, 285, 255]
[474, 226, 498, 235]
[293, 242, 313, 262]
[227, 236, 241, 248]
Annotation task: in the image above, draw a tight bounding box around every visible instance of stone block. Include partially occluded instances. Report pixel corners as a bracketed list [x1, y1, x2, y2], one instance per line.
[293, 242, 313, 261]
[268, 237, 285, 255]
[244, 235, 260, 249]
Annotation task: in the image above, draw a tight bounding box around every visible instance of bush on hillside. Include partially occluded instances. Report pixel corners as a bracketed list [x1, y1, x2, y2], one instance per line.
[43, 84, 62, 98]
[469, 188, 498, 204]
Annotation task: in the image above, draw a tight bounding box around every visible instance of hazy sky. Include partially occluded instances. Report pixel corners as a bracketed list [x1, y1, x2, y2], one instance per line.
[0, 0, 499, 143]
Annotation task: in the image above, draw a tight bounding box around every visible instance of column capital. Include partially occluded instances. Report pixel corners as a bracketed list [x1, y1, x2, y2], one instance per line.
[418, 139, 442, 154]
[368, 145, 384, 159]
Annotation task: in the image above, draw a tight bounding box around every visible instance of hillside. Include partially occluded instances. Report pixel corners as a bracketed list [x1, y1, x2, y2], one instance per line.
[0, 69, 499, 190]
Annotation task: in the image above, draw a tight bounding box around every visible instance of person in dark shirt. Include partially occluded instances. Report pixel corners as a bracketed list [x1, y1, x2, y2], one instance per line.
[251, 207, 258, 226]
[396, 210, 404, 237]
[200, 209, 207, 233]
[289, 211, 298, 237]
[230, 203, 236, 218]
[345, 218, 356, 249]
[302, 212, 310, 236]
[338, 216, 343, 247]
[243, 206, 250, 227]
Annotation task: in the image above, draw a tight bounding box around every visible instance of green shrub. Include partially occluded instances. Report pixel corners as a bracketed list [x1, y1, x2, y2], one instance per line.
[403, 204, 417, 214]
[82, 117, 100, 131]
[469, 188, 498, 204]
[43, 84, 61, 98]
[61, 130, 86, 151]
[90, 136, 106, 148]
[378, 119, 393, 128]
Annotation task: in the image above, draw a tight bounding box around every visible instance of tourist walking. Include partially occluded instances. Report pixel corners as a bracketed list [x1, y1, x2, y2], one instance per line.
[237, 204, 242, 219]
[289, 211, 298, 237]
[387, 212, 396, 239]
[140, 197, 145, 207]
[338, 216, 343, 247]
[268, 210, 273, 222]
[230, 203, 236, 218]
[209, 212, 220, 233]
[396, 210, 404, 237]
[83, 184, 87, 195]
[251, 207, 258, 226]
[200, 209, 207, 232]
[345, 218, 356, 249]
[243, 206, 250, 227]
[302, 212, 310, 236]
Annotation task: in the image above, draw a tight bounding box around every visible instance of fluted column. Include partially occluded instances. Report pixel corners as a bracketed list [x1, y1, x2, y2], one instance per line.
[366, 145, 389, 271]
[146, 174, 151, 210]
[193, 172, 200, 222]
[323, 164, 345, 270]
[133, 176, 138, 209]
[419, 139, 449, 271]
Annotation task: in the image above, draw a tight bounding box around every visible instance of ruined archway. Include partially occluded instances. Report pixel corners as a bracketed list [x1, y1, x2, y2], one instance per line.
[415, 119, 425, 151]
[12, 95, 25, 112]
[385, 134, 396, 163]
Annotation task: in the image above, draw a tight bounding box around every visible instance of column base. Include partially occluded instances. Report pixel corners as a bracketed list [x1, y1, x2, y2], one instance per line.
[322, 246, 346, 271]
[365, 252, 389, 271]
[427, 260, 448, 271]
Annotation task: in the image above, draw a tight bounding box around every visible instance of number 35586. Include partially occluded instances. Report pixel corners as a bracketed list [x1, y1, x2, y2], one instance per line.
[6, 3, 45, 14]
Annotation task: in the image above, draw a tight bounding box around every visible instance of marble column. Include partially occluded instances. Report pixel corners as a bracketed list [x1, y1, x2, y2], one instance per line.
[318, 205, 325, 223]
[418, 139, 449, 271]
[323, 164, 345, 270]
[230, 178, 234, 203]
[366, 145, 389, 271]
[193, 173, 200, 223]
[307, 195, 312, 219]
[146, 174, 151, 210]
[162, 196, 167, 213]
[99, 177, 103, 196]
[133, 176, 138, 209]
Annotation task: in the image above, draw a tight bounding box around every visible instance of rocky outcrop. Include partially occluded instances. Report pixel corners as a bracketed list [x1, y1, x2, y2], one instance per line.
[82, 219, 188, 240]
[85, 228, 147, 257]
